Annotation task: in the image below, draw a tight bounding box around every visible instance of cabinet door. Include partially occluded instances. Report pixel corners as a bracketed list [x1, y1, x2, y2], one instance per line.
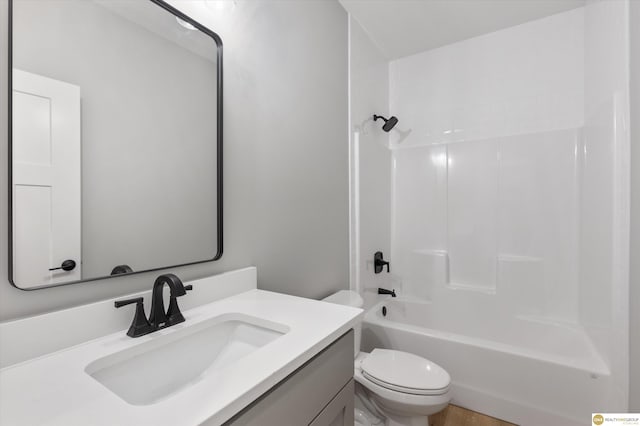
[309, 380, 354, 426]
[222, 331, 354, 426]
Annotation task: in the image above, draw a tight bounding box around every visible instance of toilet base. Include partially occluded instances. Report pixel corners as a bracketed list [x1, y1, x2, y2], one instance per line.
[355, 382, 432, 426]
[384, 412, 429, 426]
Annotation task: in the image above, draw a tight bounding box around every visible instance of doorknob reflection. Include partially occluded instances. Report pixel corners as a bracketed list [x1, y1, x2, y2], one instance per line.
[49, 259, 77, 272]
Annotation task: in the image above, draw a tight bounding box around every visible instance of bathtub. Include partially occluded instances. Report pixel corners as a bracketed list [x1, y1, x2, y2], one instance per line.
[361, 298, 613, 426]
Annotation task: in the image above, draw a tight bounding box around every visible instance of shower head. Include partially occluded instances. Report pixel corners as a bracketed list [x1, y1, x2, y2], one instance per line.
[373, 114, 398, 132]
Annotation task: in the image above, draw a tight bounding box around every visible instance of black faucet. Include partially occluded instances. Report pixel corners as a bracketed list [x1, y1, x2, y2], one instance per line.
[149, 274, 192, 328]
[115, 273, 192, 337]
[378, 287, 396, 297]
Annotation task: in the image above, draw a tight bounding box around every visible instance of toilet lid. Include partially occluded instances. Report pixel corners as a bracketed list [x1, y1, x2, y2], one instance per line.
[361, 349, 450, 395]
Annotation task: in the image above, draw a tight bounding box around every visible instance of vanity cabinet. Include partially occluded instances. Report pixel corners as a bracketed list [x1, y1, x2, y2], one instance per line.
[308, 379, 354, 426]
[222, 330, 354, 426]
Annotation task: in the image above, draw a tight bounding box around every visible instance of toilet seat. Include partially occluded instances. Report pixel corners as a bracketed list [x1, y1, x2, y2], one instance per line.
[360, 349, 450, 396]
[362, 372, 450, 396]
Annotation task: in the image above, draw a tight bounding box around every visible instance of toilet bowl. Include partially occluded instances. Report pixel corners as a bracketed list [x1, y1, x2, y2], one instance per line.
[323, 290, 451, 426]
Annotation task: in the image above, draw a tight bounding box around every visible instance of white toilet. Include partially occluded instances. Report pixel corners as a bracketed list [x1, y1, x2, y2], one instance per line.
[323, 290, 451, 426]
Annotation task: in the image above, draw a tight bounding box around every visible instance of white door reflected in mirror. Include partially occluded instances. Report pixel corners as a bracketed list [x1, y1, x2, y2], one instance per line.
[12, 69, 81, 288]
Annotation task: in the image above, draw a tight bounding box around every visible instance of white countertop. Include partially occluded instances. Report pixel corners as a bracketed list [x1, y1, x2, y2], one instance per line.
[0, 289, 362, 426]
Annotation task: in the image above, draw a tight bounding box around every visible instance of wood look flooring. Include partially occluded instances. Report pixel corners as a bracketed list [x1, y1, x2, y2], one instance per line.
[429, 405, 518, 426]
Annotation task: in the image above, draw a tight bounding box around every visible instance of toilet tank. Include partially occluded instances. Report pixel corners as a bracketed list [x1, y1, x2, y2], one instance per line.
[322, 290, 363, 358]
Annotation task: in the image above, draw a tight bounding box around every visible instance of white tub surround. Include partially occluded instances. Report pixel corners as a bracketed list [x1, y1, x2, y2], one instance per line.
[0, 269, 362, 425]
[372, 1, 630, 421]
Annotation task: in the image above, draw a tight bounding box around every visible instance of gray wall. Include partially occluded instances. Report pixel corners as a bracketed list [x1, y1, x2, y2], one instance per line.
[630, 0, 640, 411]
[246, 1, 349, 299]
[0, 0, 348, 321]
[13, 0, 218, 279]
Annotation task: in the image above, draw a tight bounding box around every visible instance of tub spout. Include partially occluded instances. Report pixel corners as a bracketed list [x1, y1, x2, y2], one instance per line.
[378, 288, 396, 297]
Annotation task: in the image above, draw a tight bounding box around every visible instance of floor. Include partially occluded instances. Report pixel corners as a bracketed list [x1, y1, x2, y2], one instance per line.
[430, 405, 517, 426]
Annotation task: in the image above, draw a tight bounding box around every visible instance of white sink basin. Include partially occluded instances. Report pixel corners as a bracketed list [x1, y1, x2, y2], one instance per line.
[85, 313, 288, 405]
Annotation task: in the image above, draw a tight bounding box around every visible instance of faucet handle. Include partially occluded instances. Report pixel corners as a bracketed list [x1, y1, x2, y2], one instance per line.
[374, 251, 390, 274]
[114, 297, 154, 338]
[114, 297, 142, 308]
[165, 285, 193, 327]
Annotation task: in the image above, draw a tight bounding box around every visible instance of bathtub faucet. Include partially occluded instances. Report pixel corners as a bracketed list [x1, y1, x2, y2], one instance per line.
[378, 288, 396, 297]
[374, 251, 390, 273]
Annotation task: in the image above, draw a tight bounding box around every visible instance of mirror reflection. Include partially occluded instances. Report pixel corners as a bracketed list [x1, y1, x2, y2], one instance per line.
[10, 0, 222, 289]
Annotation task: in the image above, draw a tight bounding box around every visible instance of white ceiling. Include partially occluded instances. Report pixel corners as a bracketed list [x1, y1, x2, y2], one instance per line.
[339, 0, 586, 60]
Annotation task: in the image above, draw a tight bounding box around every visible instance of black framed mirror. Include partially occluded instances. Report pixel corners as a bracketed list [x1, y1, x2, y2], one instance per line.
[8, 0, 223, 290]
